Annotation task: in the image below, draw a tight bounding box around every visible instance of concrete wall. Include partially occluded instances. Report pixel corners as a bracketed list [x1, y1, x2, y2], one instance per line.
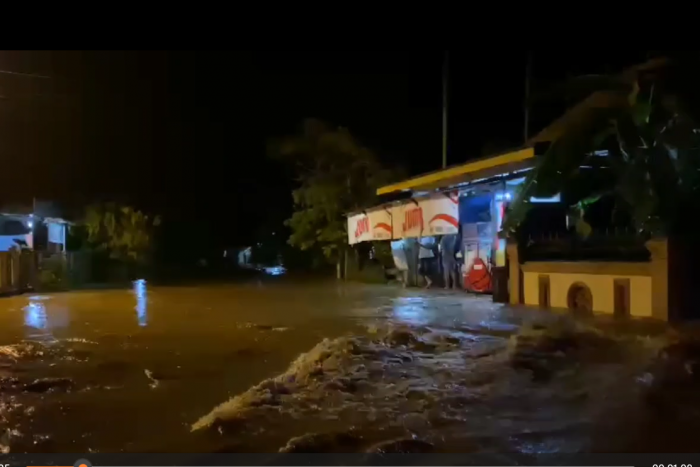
[507, 238, 669, 320]
[521, 262, 652, 317]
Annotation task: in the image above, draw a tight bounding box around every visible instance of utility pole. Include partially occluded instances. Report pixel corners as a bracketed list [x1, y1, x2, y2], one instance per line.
[442, 51, 449, 169]
[523, 51, 532, 144]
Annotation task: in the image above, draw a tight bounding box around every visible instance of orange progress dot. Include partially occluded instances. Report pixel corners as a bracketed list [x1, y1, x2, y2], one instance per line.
[79, 464, 88, 467]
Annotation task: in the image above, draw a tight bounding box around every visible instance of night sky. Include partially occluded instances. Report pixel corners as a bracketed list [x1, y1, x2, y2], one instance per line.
[0, 50, 653, 248]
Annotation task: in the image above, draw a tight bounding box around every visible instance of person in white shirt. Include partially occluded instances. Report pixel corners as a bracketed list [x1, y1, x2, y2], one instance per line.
[417, 237, 438, 288]
[390, 240, 410, 287]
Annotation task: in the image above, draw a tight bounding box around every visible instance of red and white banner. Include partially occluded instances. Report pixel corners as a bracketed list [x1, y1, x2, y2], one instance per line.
[347, 213, 372, 245]
[347, 191, 459, 243]
[399, 201, 424, 238]
[398, 191, 459, 238]
[347, 207, 395, 244]
[368, 207, 393, 241]
[420, 191, 459, 236]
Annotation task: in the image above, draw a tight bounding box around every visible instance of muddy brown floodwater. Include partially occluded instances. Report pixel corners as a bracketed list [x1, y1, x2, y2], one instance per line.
[1, 279, 700, 455]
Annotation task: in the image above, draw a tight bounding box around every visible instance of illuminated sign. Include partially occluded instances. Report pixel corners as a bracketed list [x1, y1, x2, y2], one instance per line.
[530, 194, 561, 203]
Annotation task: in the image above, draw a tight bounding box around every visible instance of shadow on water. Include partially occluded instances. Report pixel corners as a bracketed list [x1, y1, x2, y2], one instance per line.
[0, 279, 699, 453]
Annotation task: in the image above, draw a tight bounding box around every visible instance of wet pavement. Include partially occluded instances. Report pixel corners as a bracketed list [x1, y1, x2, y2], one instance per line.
[0, 280, 699, 454]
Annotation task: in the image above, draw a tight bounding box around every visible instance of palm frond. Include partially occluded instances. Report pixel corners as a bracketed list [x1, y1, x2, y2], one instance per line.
[528, 91, 628, 145]
[505, 58, 682, 234]
[506, 56, 700, 238]
[528, 74, 631, 106]
[503, 94, 628, 233]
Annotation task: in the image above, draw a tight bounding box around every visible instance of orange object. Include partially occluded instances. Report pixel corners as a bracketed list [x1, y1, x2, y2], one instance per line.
[464, 257, 492, 293]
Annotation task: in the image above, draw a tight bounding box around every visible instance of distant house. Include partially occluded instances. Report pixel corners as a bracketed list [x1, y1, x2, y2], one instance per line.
[0, 214, 33, 251]
[0, 201, 73, 253]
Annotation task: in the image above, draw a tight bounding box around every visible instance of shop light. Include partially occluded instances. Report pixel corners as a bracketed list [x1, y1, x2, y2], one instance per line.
[530, 194, 561, 203]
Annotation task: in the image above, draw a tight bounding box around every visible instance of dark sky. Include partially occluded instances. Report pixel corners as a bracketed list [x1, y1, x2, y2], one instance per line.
[0, 50, 652, 246]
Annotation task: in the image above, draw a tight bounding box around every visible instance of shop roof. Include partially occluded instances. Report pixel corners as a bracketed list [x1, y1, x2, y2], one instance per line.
[376, 147, 535, 196]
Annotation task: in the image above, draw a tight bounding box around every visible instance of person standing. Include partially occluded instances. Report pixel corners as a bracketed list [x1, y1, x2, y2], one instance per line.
[417, 237, 437, 288]
[440, 233, 459, 290]
[390, 240, 410, 287]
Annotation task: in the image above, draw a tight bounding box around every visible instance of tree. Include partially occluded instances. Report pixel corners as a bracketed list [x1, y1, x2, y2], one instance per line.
[503, 56, 700, 238]
[270, 119, 399, 273]
[85, 203, 161, 264]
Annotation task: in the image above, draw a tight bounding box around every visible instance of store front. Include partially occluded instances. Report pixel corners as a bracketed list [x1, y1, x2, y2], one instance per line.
[346, 147, 540, 294]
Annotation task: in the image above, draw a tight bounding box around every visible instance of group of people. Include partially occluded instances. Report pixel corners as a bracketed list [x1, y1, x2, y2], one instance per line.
[417, 234, 461, 289]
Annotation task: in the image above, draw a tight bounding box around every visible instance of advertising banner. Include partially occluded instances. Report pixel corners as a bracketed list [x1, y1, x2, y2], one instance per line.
[399, 200, 424, 239]
[348, 208, 394, 245]
[347, 213, 372, 245]
[348, 191, 460, 243]
[368, 207, 393, 241]
[419, 191, 459, 237]
[393, 192, 460, 239]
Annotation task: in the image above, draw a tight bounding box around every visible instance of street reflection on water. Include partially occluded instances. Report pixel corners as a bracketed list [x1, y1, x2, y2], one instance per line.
[0, 280, 697, 454]
[134, 279, 148, 327]
[22, 296, 70, 344]
[24, 300, 48, 332]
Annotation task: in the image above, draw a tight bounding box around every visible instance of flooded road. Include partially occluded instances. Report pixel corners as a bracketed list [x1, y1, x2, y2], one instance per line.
[1, 280, 699, 454]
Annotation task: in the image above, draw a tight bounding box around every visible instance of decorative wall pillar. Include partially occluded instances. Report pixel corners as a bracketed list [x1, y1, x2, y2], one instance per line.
[645, 237, 669, 321]
[506, 241, 521, 305]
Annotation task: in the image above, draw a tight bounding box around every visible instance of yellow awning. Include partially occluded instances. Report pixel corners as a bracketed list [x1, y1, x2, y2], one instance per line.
[377, 147, 535, 195]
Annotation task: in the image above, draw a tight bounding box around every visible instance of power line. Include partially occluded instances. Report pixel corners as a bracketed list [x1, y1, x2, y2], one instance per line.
[0, 69, 50, 79]
[0, 69, 52, 100]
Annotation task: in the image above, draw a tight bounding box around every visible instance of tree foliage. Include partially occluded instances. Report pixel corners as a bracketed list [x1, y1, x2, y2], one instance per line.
[270, 119, 399, 260]
[504, 56, 700, 237]
[85, 203, 161, 263]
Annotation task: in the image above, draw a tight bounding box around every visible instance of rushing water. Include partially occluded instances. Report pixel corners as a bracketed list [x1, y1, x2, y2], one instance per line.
[0, 279, 699, 454]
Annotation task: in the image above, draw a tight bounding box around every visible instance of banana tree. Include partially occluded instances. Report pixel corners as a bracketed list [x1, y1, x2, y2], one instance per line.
[502, 57, 700, 238]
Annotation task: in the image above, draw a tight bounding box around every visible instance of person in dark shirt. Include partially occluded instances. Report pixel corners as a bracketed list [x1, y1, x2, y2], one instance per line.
[440, 234, 459, 289]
